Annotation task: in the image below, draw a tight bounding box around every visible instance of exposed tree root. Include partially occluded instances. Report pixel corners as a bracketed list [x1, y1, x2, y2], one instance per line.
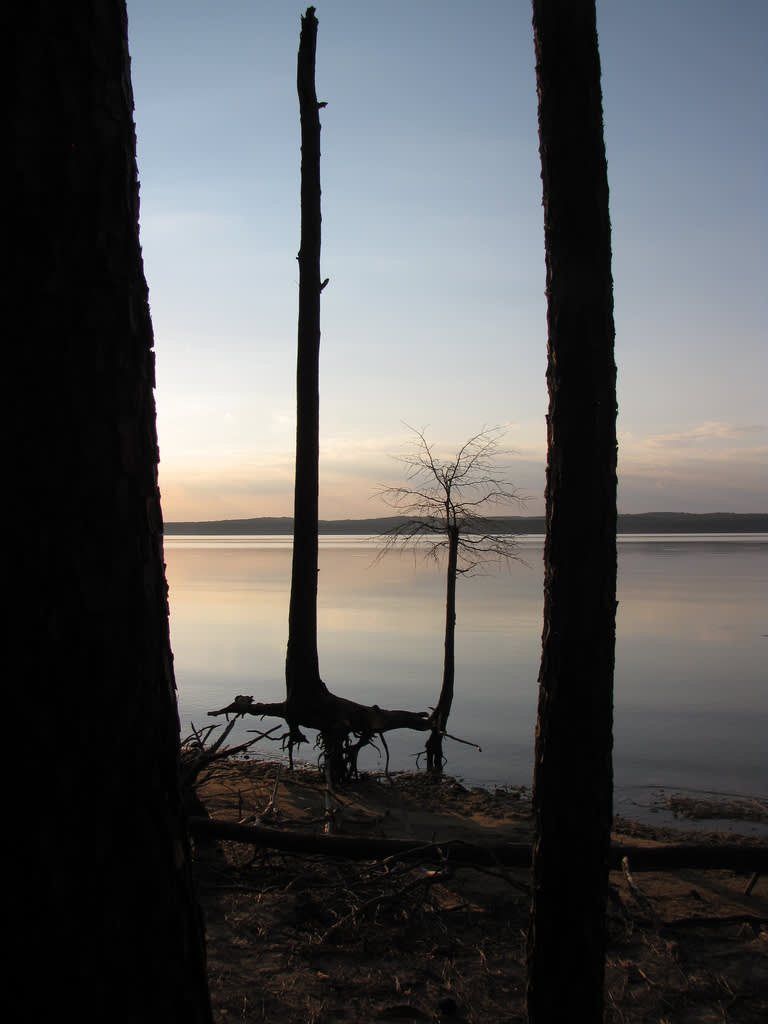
[208, 692, 435, 783]
[209, 693, 431, 738]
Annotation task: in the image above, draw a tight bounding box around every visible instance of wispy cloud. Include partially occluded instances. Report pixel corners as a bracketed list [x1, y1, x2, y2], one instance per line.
[157, 420, 767, 522]
[642, 422, 767, 449]
[616, 422, 768, 512]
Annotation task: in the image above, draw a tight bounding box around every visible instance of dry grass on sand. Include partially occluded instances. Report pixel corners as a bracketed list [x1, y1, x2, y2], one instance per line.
[190, 759, 768, 1023]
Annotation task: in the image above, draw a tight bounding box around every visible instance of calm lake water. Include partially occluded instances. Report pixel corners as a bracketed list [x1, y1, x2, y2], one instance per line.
[165, 534, 767, 830]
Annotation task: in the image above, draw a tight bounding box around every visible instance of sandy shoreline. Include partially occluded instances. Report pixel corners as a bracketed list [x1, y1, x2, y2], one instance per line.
[190, 757, 767, 1022]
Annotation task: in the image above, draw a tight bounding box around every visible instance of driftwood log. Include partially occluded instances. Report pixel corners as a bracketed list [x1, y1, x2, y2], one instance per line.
[187, 816, 767, 874]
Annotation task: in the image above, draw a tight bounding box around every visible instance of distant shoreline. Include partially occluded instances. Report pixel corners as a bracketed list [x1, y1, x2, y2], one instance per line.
[164, 512, 768, 536]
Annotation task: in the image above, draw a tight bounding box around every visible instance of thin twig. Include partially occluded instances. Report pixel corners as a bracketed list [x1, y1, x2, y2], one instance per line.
[622, 856, 661, 926]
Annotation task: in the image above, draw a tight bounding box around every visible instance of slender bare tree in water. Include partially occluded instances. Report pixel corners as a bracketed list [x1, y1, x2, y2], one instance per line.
[378, 426, 524, 773]
[9, 2, 212, 1020]
[526, 1, 618, 1020]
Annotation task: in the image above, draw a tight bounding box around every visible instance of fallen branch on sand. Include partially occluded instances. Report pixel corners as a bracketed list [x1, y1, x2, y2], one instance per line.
[187, 816, 767, 873]
[181, 719, 281, 781]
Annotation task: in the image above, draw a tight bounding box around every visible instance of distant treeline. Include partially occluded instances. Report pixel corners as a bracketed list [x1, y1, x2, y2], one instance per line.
[164, 512, 768, 536]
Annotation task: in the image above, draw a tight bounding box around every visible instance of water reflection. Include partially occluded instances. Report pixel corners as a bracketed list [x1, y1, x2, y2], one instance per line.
[164, 535, 767, 802]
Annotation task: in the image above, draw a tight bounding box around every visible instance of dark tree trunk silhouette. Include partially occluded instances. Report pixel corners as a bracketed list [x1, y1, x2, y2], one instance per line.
[286, 6, 326, 723]
[426, 524, 459, 772]
[9, 3, 212, 1020]
[265, 8, 431, 781]
[526, 2, 617, 1021]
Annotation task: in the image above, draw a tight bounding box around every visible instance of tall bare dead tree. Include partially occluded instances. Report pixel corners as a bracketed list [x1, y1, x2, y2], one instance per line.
[285, 5, 328, 730]
[9, 2, 212, 1019]
[526, 1, 618, 1020]
[378, 426, 525, 773]
[213, 8, 432, 782]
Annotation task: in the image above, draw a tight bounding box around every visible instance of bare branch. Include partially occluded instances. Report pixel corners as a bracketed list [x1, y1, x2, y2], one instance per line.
[374, 425, 528, 573]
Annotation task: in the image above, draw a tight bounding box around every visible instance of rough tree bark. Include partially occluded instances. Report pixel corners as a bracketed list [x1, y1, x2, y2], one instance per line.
[9, 3, 212, 1020]
[526, 2, 618, 1021]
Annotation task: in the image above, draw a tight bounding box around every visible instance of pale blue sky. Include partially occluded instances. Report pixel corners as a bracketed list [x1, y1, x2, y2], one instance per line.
[127, 0, 766, 521]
